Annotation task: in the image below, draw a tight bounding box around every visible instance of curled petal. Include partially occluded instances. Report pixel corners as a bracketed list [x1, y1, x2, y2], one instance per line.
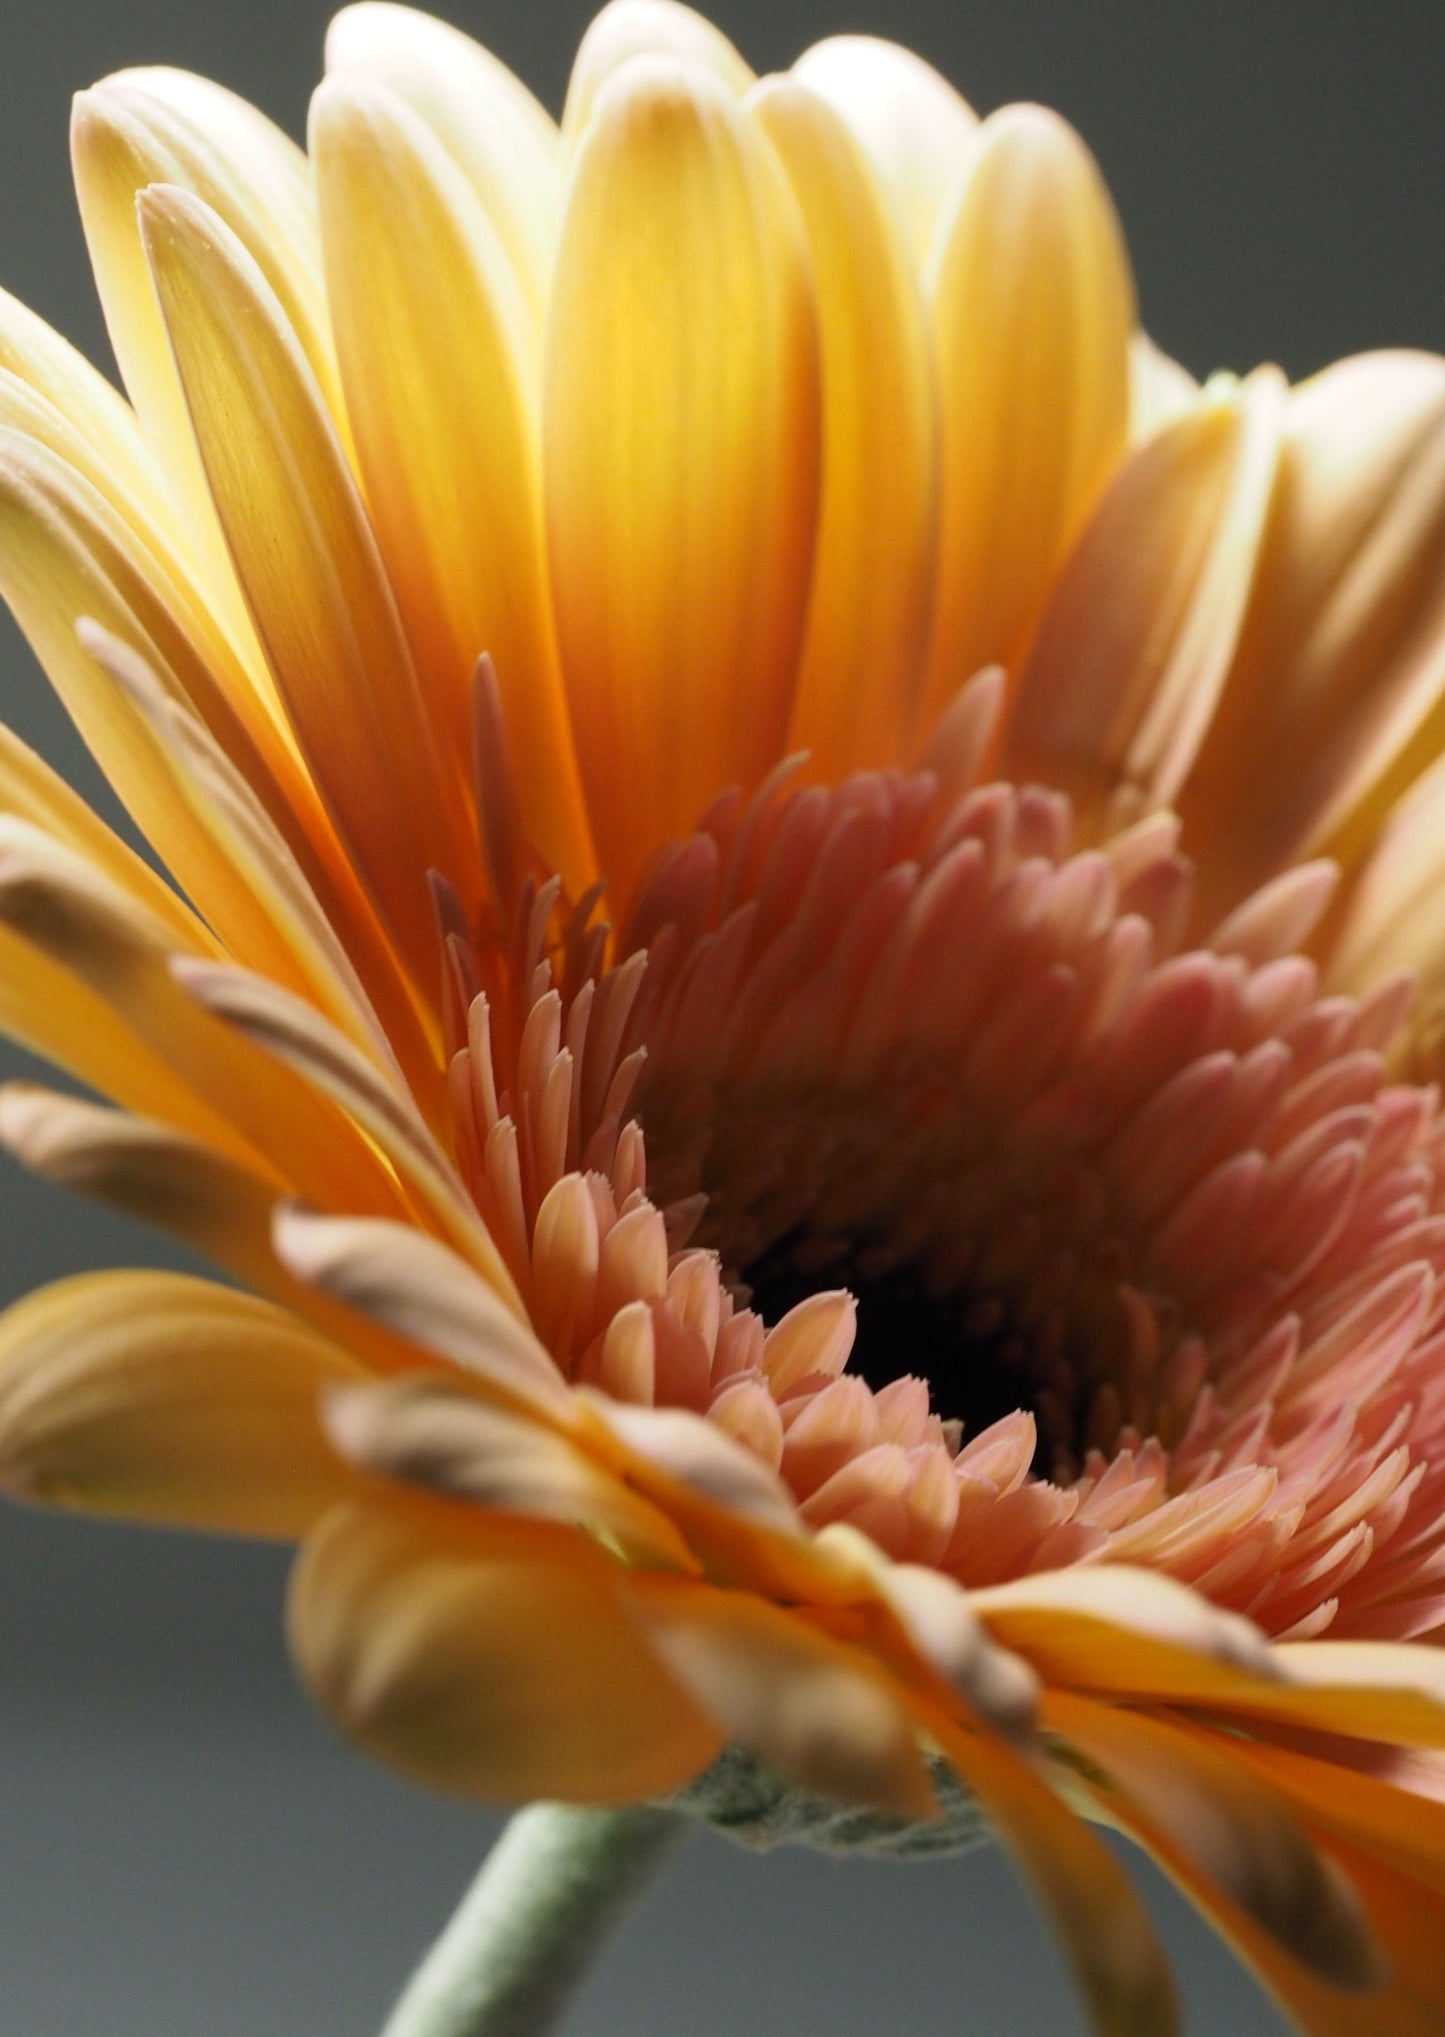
[634, 1572, 933, 1816]
[0, 1271, 367, 1536]
[290, 1496, 723, 1803]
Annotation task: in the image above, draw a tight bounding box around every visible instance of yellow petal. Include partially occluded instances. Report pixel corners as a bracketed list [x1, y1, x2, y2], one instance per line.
[750, 78, 937, 777]
[325, 2, 561, 332]
[920, 104, 1134, 726]
[0, 925, 247, 1155]
[1213, 1730, 1445, 1900]
[1048, 1695, 1384, 1993]
[311, 77, 594, 894]
[1179, 349, 1445, 910]
[0, 711, 202, 950]
[0, 1271, 368, 1537]
[0, 819, 420, 1220]
[544, 57, 820, 890]
[791, 36, 977, 270]
[0, 283, 167, 526]
[563, 0, 753, 135]
[139, 183, 482, 989]
[81, 624, 393, 1060]
[289, 1496, 723, 1803]
[1005, 366, 1284, 820]
[634, 1572, 934, 1816]
[928, 1709, 1179, 2037]
[70, 69, 339, 642]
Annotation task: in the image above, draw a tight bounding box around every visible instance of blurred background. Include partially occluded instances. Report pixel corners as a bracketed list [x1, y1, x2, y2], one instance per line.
[1, 2, 1442, 2031]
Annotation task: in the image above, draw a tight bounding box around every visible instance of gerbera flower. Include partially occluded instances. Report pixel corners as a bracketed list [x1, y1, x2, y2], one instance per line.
[3, 3, 1445, 2030]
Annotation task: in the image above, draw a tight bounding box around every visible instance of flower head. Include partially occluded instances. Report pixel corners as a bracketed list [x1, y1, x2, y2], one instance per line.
[4, 5, 1445, 2031]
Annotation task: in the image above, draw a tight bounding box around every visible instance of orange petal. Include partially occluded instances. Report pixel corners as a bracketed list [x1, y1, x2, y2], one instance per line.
[0, 1271, 367, 1537]
[70, 68, 338, 644]
[289, 1494, 722, 1803]
[750, 77, 938, 777]
[139, 182, 482, 991]
[926, 1709, 1180, 2037]
[920, 103, 1134, 725]
[311, 77, 594, 894]
[632, 1571, 934, 1816]
[543, 56, 820, 891]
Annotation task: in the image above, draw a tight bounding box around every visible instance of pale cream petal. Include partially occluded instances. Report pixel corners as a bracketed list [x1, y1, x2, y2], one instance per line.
[311, 78, 594, 893]
[544, 56, 820, 890]
[974, 1564, 1276, 1679]
[272, 1208, 555, 1407]
[1130, 332, 1200, 442]
[1180, 350, 1445, 911]
[1327, 748, 1445, 1029]
[0, 819, 420, 1218]
[325, 2, 561, 330]
[633, 1572, 934, 1816]
[139, 183, 482, 989]
[1005, 367, 1284, 819]
[1049, 1695, 1384, 1992]
[750, 78, 937, 777]
[70, 70, 338, 642]
[322, 1376, 696, 1570]
[563, 0, 753, 135]
[0, 1271, 368, 1537]
[0, 284, 169, 524]
[289, 1497, 723, 1803]
[929, 1710, 1180, 2037]
[920, 103, 1134, 725]
[791, 36, 977, 270]
[584, 1393, 800, 1531]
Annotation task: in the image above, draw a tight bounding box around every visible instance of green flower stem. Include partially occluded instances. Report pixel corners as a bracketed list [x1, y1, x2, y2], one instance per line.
[378, 1804, 687, 2037]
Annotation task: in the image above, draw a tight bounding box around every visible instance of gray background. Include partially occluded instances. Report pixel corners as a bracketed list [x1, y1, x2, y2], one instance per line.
[1, 1, 1442, 2031]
